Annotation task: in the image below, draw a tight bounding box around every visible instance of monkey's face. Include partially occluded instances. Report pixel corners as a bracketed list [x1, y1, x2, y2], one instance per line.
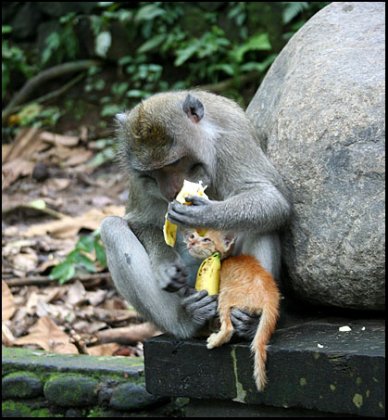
[136, 156, 210, 202]
[117, 92, 215, 202]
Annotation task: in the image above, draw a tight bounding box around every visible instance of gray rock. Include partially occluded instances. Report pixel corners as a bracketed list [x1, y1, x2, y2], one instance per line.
[109, 382, 166, 411]
[246, 2, 385, 310]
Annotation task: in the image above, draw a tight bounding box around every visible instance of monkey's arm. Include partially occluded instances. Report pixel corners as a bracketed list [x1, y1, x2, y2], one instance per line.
[167, 184, 290, 233]
[100, 216, 217, 338]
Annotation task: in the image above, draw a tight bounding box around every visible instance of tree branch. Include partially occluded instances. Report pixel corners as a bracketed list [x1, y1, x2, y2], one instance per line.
[2, 60, 101, 122]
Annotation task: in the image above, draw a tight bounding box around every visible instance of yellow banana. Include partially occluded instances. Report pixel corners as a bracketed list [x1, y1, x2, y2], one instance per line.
[195, 252, 221, 295]
[163, 219, 177, 247]
[163, 180, 208, 247]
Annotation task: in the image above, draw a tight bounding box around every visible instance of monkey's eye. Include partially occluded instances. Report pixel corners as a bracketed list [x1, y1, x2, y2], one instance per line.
[190, 163, 203, 174]
[137, 171, 156, 182]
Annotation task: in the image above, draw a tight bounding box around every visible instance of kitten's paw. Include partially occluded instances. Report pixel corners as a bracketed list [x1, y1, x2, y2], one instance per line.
[206, 333, 221, 349]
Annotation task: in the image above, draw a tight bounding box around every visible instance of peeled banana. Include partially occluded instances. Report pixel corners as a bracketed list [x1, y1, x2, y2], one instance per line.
[163, 180, 208, 247]
[195, 252, 221, 295]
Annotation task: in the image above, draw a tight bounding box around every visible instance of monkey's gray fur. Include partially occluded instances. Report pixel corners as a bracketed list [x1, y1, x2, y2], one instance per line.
[100, 90, 291, 339]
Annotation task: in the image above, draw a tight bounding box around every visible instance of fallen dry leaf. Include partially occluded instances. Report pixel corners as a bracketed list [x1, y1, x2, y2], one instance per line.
[25, 287, 63, 313]
[2, 281, 16, 321]
[2, 144, 12, 163]
[96, 322, 161, 345]
[3, 127, 43, 163]
[11, 252, 39, 275]
[87, 342, 121, 356]
[63, 150, 93, 167]
[67, 280, 87, 306]
[40, 131, 79, 147]
[3, 239, 38, 257]
[2, 158, 35, 190]
[23, 205, 125, 238]
[13, 316, 78, 354]
[42, 178, 71, 193]
[2, 323, 16, 346]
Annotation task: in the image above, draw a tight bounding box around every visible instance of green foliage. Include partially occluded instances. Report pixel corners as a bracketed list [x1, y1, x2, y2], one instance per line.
[3, 2, 330, 120]
[50, 231, 107, 285]
[2, 26, 34, 98]
[9, 103, 61, 128]
[41, 13, 80, 66]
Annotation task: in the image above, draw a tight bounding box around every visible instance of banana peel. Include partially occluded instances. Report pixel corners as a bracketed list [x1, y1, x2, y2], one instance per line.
[163, 180, 208, 247]
[195, 252, 221, 295]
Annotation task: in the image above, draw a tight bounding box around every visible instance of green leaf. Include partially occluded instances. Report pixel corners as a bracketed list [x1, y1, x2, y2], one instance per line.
[95, 31, 112, 58]
[230, 33, 271, 63]
[2, 26, 12, 34]
[174, 42, 199, 66]
[29, 199, 46, 210]
[101, 104, 122, 117]
[50, 261, 76, 284]
[75, 253, 96, 273]
[138, 34, 166, 54]
[283, 2, 309, 24]
[94, 240, 107, 267]
[135, 4, 165, 22]
[126, 90, 147, 98]
[76, 235, 95, 253]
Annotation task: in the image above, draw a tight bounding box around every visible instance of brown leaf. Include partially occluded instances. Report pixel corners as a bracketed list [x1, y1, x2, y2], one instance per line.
[2, 158, 35, 190]
[85, 290, 107, 306]
[40, 131, 79, 147]
[2, 323, 16, 346]
[62, 150, 93, 167]
[42, 178, 71, 192]
[67, 280, 87, 306]
[87, 343, 120, 356]
[2, 281, 16, 321]
[13, 316, 78, 354]
[23, 205, 125, 239]
[11, 252, 39, 275]
[3, 127, 43, 163]
[2, 145, 12, 163]
[95, 322, 161, 345]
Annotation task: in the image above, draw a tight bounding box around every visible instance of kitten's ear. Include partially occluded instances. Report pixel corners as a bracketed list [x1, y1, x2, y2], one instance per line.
[223, 233, 236, 251]
[182, 228, 195, 241]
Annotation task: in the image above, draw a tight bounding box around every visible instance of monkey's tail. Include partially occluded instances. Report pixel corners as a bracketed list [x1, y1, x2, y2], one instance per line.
[250, 297, 279, 391]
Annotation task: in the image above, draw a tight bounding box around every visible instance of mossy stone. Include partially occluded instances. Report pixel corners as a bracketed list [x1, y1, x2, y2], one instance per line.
[109, 383, 163, 411]
[2, 371, 43, 399]
[44, 374, 98, 407]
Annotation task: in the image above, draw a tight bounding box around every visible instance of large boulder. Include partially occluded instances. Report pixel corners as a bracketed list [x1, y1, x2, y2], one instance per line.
[247, 2, 385, 310]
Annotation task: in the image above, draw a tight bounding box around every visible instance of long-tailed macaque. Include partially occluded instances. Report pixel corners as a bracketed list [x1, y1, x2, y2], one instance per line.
[100, 90, 291, 339]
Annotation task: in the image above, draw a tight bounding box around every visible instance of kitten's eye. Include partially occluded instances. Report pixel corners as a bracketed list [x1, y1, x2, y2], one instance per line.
[190, 234, 195, 239]
[203, 238, 211, 243]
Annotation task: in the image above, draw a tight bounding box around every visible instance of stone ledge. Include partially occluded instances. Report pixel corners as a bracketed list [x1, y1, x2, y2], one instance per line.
[144, 317, 385, 417]
[2, 346, 143, 381]
[2, 347, 181, 417]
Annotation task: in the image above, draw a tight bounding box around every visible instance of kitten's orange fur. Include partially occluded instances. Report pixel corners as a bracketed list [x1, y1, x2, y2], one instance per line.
[184, 229, 280, 391]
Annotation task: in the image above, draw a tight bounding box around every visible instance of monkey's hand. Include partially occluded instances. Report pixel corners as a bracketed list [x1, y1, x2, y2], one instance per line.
[167, 195, 215, 228]
[158, 261, 188, 293]
[231, 308, 261, 340]
[179, 288, 218, 326]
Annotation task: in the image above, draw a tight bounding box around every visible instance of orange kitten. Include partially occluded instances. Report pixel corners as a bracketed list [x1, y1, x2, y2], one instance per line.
[183, 228, 280, 391]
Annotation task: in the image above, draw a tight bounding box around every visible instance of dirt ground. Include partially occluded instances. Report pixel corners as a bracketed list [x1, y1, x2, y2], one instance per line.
[2, 124, 161, 358]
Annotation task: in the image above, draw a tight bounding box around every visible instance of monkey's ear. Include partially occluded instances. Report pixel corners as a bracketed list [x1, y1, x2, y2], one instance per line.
[115, 112, 127, 126]
[183, 94, 204, 123]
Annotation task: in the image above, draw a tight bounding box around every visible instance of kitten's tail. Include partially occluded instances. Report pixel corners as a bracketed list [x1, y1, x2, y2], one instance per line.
[250, 294, 279, 391]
